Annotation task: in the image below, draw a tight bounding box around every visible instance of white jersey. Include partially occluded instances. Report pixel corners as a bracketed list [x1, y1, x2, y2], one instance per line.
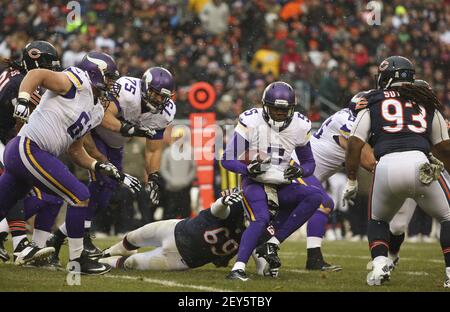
[309, 108, 356, 182]
[94, 76, 176, 148]
[236, 108, 311, 184]
[19, 66, 104, 156]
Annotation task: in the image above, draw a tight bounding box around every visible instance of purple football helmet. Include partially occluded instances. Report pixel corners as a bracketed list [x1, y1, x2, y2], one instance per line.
[141, 67, 174, 113]
[261, 81, 297, 129]
[77, 51, 120, 98]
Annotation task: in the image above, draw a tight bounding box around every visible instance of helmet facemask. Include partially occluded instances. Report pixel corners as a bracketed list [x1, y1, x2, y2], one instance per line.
[142, 86, 172, 113]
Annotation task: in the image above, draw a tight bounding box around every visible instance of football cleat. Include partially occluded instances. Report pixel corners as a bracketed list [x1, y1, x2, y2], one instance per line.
[367, 256, 391, 286]
[445, 276, 449, 288]
[367, 255, 398, 271]
[69, 251, 112, 275]
[99, 256, 128, 269]
[83, 233, 103, 259]
[226, 269, 249, 281]
[306, 257, 342, 272]
[255, 242, 281, 274]
[13, 238, 55, 265]
[0, 233, 10, 262]
[46, 230, 66, 257]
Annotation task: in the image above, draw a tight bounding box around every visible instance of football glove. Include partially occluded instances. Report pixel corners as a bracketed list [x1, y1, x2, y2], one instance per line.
[121, 173, 142, 194]
[145, 172, 162, 206]
[94, 162, 141, 193]
[247, 154, 271, 177]
[94, 162, 122, 180]
[221, 192, 243, 206]
[13, 98, 31, 122]
[120, 120, 156, 139]
[419, 154, 444, 185]
[343, 179, 358, 200]
[283, 166, 304, 180]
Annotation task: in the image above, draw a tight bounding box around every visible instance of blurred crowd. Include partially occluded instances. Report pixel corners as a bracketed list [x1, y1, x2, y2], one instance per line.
[0, 0, 449, 121]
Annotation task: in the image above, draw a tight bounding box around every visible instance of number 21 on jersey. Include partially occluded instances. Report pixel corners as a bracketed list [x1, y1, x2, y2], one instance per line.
[381, 98, 427, 133]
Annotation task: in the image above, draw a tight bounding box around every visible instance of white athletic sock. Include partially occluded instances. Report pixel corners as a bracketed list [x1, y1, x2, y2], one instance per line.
[68, 237, 83, 260]
[306, 236, 323, 249]
[12, 235, 27, 250]
[59, 223, 68, 236]
[84, 220, 91, 230]
[32, 229, 51, 248]
[0, 218, 9, 233]
[268, 236, 280, 246]
[232, 261, 246, 271]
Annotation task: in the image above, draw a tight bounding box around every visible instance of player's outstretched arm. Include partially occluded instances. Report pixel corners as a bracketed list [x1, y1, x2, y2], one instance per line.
[433, 140, 450, 173]
[338, 136, 376, 172]
[100, 103, 121, 132]
[68, 135, 101, 170]
[83, 132, 108, 163]
[19, 68, 72, 96]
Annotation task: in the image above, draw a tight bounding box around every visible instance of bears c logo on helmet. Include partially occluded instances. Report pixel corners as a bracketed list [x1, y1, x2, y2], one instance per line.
[27, 48, 41, 59]
[379, 60, 389, 71]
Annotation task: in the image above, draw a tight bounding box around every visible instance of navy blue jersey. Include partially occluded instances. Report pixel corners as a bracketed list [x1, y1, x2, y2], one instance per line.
[365, 89, 434, 159]
[174, 202, 245, 268]
[0, 68, 23, 144]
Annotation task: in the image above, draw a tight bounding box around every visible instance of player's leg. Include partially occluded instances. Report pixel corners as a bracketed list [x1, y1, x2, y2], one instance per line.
[85, 136, 122, 256]
[300, 175, 342, 271]
[103, 219, 181, 257]
[100, 219, 186, 271]
[388, 198, 417, 264]
[367, 153, 418, 286]
[15, 137, 110, 274]
[0, 137, 55, 265]
[227, 177, 271, 281]
[23, 190, 63, 248]
[0, 156, 29, 262]
[414, 174, 450, 287]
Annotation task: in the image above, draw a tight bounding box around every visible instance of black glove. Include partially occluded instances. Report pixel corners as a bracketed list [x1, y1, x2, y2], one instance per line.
[120, 120, 156, 139]
[246, 155, 271, 177]
[13, 98, 32, 122]
[145, 172, 162, 206]
[121, 173, 142, 194]
[284, 166, 304, 180]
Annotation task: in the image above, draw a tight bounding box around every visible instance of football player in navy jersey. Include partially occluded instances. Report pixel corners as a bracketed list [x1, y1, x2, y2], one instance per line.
[0, 41, 62, 264]
[344, 56, 450, 287]
[99, 190, 248, 271]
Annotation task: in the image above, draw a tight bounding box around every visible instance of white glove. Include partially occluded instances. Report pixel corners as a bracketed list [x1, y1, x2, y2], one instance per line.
[343, 179, 358, 200]
[221, 192, 243, 206]
[13, 98, 31, 122]
[121, 173, 142, 194]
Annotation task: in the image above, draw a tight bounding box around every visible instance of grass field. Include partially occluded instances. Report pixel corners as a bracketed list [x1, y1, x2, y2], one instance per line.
[0, 238, 448, 292]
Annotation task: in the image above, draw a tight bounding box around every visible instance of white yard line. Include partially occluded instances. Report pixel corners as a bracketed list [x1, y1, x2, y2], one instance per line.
[105, 274, 232, 292]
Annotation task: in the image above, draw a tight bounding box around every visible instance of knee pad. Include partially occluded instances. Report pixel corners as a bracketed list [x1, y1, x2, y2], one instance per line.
[367, 219, 390, 243]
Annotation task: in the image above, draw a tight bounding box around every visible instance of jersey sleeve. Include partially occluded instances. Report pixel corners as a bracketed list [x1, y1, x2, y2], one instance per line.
[430, 110, 450, 145]
[236, 109, 258, 141]
[294, 112, 312, 146]
[63, 67, 85, 90]
[351, 108, 371, 142]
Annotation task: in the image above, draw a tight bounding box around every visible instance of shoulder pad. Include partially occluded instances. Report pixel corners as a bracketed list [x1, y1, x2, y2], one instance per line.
[117, 76, 140, 105]
[64, 66, 86, 90]
[238, 108, 263, 128]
